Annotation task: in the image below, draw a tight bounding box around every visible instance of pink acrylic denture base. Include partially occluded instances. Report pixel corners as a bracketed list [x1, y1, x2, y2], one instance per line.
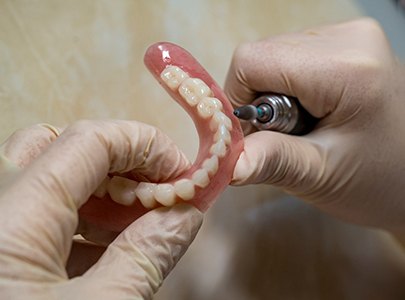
[78, 42, 244, 232]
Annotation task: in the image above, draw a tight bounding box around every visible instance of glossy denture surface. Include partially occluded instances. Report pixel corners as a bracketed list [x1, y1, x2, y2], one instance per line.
[78, 42, 244, 232]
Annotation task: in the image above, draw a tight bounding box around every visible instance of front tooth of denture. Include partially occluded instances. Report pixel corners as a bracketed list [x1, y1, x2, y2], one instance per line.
[135, 182, 157, 209]
[174, 179, 195, 201]
[214, 124, 231, 145]
[192, 169, 210, 188]
[197, 97, 223, 119]
[93, 176, 110, 198]
[107, 176, 138, 206]
[210, 111, 232, 131]
[202, 156, 219, 176]
[179, 78, 212, 106]
[154, 183, 176, 206]
[160, 65, 189, 90]
[210, 139, 227, 158]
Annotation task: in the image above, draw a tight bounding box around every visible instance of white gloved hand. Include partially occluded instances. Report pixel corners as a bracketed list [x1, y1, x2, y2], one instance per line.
[224, 18, 405, 232]
[0, 121, 203, 299]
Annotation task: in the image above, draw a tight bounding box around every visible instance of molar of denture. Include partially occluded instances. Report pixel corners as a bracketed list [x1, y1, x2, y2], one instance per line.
[154, 183, 176, 206]
[214, 124, 231, 145]
[210, 139, 227, 158]
[192, 169, 210, 188]
[210, 111, 233, 131]
[202, 156, 219, 177]
[174, 179, 195, 201]
[197, 97, 223, 119]
[179, 78, 212, 106]
[107, 176, 138, 206]
[135, 182, 157, 209]
[160, 65, 189, 90]
[93, 176, 110, 198]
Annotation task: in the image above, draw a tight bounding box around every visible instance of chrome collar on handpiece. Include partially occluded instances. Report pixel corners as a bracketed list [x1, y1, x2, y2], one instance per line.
[233, 94, 318, 135]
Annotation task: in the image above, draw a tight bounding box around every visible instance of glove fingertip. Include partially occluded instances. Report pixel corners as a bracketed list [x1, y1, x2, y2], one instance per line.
[230, 150, 258, 186]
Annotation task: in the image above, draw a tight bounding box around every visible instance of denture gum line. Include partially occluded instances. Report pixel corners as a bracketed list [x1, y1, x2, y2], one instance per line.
[93, 65, 232, 209]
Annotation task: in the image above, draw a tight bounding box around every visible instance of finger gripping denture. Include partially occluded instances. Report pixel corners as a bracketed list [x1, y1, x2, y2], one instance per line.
[79, 42, 244, 232]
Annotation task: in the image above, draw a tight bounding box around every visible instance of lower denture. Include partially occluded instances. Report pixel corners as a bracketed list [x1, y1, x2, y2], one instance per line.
[78, 42, 244, 233]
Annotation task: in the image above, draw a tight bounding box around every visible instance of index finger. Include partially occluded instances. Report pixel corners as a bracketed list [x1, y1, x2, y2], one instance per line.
[224, 19, 387, 119]
[224, 37, 335, 118]
[0, 120, 190, 271]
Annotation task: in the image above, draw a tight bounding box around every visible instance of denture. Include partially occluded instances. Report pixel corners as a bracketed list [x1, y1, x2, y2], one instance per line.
[78, 42, 244, 232]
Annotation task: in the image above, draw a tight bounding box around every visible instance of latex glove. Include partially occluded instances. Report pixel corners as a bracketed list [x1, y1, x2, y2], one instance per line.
[224, 18, 405, 232]
[0, 121, 203, 299]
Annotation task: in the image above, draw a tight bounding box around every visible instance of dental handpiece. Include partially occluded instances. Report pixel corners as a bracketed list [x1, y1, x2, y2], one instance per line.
[233, 94, 318, 135]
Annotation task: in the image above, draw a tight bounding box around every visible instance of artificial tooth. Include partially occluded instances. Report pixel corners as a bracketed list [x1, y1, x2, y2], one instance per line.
[160, 65, 189, 90]
[174, 179, 195, 201]
[214, 124, 231, 145]
[179, 78, 212, 106]
[192, 169, 210, 188]
[202, 156, 219, 176]
[135, 182, 157, 209]
[210, 139, 227, 158]
[197, 97, 223, 119]
[210, 111, 233, 131]
[154, 183, 176, 206]
[93, 176, 110, 198]
[107, 176, 138, 206]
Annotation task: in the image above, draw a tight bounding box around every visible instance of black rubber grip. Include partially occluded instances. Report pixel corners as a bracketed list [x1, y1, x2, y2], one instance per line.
[289, 97, 319, 135]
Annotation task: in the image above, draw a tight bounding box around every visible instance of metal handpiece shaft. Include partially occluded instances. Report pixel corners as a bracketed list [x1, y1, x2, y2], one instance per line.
[233, 94, 318, 135]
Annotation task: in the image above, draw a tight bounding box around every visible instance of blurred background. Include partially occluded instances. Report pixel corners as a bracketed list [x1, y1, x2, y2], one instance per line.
[356, 0, 405, 59]
[1, 1, 405, 299]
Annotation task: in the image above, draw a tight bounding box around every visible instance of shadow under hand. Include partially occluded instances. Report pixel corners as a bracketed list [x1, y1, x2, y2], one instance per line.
[225, 197, 405, 300]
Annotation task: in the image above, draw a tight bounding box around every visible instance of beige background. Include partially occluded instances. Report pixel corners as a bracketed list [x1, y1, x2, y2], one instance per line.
[0, 0, 361, 158]
[1, 1, 405, 299]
